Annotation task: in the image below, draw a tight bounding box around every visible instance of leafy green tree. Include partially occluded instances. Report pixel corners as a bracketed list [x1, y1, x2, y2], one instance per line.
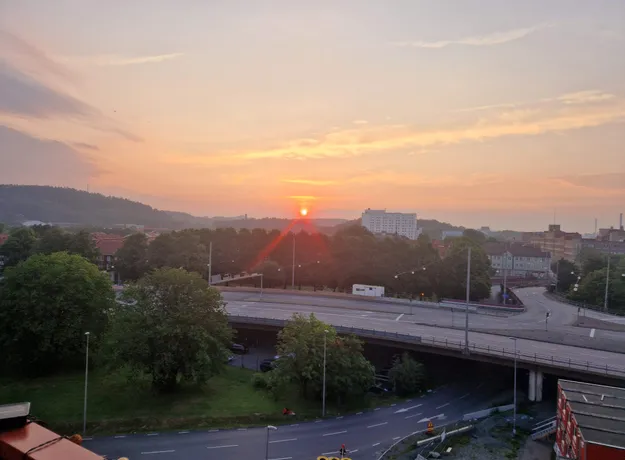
[0, 222, 5, 233]
[463, 229, 487, 245]
[0, 252, 113, 376]
[252, 260, 285, 288]
[67, 230, 100, 263]
[551, 258, 577, 292]
[115, 233, 149, 281]
[271, 313, 374, 404]
[389, 352, 426, 396]
[439, 238, 492, 300]
[32, 226, 71, 255]
[0, 227, 37, 269]
[104, 268, 232, 392]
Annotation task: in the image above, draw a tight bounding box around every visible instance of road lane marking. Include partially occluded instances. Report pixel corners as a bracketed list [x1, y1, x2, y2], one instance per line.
[391, 403, 396, 407]
[269, 438, 298, 444]
[336, 416, 343, 419]
[290, 423, 299, 427]
[178, 431, 189, 434]
[374, 408, 381, 411]
[237, 428, 247, 431]
[323, 430, 348, 437]
[207, 445, 239, 449]
[436, 402, 450, 409]
[396, 314, 404, 321]
[393, 436, 400, 440]
[269, 457, 293, 460]
[83, 437, 92, 441]
[315, 419, 323, 423]
[458, 393, 470, 400]
[372, 442, 380, 447]
[356, 412, 363, 415]
[590, 328, 596, 338]
[208, 429, 219, 432]
[367, 422, 388, 428]
[141, 450, 175, 455]
[405, 413, 423, 419]
[114, 435, 126, 438]
[395, 404, 422, 414]
[147, 433, 159, 436]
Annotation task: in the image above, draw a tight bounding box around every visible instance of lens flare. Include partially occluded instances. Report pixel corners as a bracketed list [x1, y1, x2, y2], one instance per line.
[300, 208, 308, 217]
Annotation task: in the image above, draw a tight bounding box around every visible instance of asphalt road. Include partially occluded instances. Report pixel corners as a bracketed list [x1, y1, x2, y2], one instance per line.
[84, 379, 502, 460]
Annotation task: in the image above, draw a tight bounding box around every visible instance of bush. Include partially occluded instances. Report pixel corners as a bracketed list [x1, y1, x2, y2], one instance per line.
[389, 352, 426, 397]
[251, 372, 269, 389]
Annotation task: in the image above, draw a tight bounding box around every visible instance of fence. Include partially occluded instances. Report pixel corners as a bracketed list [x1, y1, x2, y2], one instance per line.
[229, 315, 625, 379]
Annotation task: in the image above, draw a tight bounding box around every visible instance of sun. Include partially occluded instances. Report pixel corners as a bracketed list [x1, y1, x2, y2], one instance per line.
[300, 208, 308, 217]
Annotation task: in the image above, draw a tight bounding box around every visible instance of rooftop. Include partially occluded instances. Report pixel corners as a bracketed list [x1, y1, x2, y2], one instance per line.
[0, 233, 8, 245]
[560, 379, 625, 450]
[483, 242, 550, 258]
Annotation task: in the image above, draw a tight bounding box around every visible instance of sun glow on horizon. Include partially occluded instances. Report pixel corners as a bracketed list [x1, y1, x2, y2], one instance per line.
[300, 208, 308, 217]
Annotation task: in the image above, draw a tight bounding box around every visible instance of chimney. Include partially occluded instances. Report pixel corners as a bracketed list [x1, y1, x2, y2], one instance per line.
[620, 213, 623, 231]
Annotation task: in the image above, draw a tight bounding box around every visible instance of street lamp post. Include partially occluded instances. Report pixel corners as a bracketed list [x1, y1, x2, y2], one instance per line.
[322, 329, 329, 417]
[604, 242, 611, 312]
[464, 247, 471, 353]
[260, 273, 263, 299]
[207, 241, 213, 286]
[83, 331, 90, 435]
[509, 337, 517, 436]
[265, 425, 277, 460]
[291, 234, 296, 290]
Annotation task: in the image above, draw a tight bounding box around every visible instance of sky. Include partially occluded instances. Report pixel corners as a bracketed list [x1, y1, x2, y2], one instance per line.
[1, 0, 624, 232]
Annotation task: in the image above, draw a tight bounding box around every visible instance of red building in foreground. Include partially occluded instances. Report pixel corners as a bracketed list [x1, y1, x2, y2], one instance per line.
[556, 379, 625, 459]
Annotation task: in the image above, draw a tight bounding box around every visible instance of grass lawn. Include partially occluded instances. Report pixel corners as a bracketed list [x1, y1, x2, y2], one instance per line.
[0, 366, 398, 435]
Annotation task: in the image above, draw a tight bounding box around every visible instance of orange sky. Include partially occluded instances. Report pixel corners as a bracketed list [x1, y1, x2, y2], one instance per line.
[1, 1, 624, 231]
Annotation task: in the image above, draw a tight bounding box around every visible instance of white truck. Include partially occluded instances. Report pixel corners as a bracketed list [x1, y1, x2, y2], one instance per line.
[352, 284, 385, 297]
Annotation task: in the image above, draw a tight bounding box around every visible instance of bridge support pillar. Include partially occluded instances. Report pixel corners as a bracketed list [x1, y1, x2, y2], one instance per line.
[528, 370, 536, 402]
[528, 370, 544, 402]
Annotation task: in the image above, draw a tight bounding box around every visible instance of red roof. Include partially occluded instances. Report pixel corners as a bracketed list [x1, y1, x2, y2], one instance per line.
[0, 233, 8, 245]
[95, 237, 125, 256]
[0, 422, 103, 460]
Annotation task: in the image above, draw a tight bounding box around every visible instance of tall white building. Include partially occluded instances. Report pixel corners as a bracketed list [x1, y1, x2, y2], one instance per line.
[361, 209, 420, 240]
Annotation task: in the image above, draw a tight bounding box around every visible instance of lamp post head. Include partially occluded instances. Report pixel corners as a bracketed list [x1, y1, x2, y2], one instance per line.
[394, 275, 398, 279]
[85, 332, 90, 336]
[267, 425, 277, 430]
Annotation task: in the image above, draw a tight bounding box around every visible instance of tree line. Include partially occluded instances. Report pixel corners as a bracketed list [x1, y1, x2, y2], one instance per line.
[115, 225, 493, 301]
[0, 249, 425, 404]
[552, 249, 625, 313]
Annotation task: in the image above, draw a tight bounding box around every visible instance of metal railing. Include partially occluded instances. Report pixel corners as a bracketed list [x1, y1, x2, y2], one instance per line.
[228, 315, 625, 379]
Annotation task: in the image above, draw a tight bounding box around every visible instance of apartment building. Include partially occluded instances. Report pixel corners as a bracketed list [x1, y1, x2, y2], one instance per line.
[361, 209, 420, 240]
[523, 225, 582, 262]
[484, 242, 551, 277]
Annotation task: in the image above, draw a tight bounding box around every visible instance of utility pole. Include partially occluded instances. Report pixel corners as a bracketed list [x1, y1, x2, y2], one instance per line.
[83, 332, 90, 435]
[208, 241, 213, 286]
[291, 233, 296, 290]
[464, 246, 471, 353]
[322, 330, 328, 417]
[503, 242, 509, 305]
[555, 259, 560, 293]
[604, 241, 611, 312]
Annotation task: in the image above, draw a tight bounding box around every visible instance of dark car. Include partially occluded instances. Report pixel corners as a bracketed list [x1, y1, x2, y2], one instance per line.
[230, 343, 248, 354]
[260, 358, 277, 372]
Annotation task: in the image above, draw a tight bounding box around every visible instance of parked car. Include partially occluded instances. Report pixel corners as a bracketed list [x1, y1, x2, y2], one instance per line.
[260, 358, 277, 372]
[230, 343, 248, 354]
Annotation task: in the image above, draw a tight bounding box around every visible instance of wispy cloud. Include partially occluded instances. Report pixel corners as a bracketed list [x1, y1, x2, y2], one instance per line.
[557, 90, 615, 105]
[556, 172, 625, 191]
[282, 178, 336, 186]
[352, 120, 368, 125]
[394, 24, 550, 49]
[71, 142, 99, 151]
[61, 53, 184, 67]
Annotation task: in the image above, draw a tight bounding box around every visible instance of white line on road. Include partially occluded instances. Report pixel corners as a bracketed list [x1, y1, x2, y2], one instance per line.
[147, 433, 159, 436]
[114, 435, 126, 439]
[367, 422, 388, 429]
[374, 408, 381, 411]
[372, 442, 380, 447]
[269, 438, 298, 444]
[405, 413, 423, 419]
[356, 412, 363, 415]
[393, 436, 400, 440]
[178, 431, 189, 434]
[290, 424, 299, 427]
[590, 328, 596, 338]
[237, 428, 247, 431]
[323, 430, 348, 437]
[436, 402, 450, 409]
[208, 429, 219, 433]
[336, 416, 343, 419]
[395, 404, 422, 414]
[351, 449, 359, 453]
[315, 419, 323, 423]
[391, 403, 396, 407]
[207, 445, 239, 449]
[269, 457, 293, 460]
[83, 437, 92, 441]
[396, 313, 404, 321]
[458, 393, 470, 400]
[141, 450, 175, 455]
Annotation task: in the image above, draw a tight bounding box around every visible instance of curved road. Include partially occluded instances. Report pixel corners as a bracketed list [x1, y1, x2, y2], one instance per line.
[85, 379, 502, 460]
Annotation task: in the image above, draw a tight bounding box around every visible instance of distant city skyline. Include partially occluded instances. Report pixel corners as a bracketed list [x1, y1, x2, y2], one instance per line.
[1, 1, 624, 233]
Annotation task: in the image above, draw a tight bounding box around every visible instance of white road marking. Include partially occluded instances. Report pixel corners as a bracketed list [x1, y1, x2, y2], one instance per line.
[396, 313, 404, 321]
[395, 404, 422, 414]
[372, 442, 381, 447]
[391, 403, 396, 407]
[393, 436, 401, 440]
[83, 437, 92, 441]
[436, 402, 450, 409]
[351, 449, 359, 453]
[336, 416, 343, 419]
[323, 430, 348, 437]
[269, 457, 293, 460]
[356, 412, 363, 415]
[405, 413, 423, 419]
[208, 429, 219, 432]
[315, 419, 323, 423]
[590, 328, 596, 338]
[147, 433, 159, 436]
[367, 422, 388, 428]
[269, 438, 298, 444]
[374, 408, 381, 411]
[178, 431, 189, 434]
[418, 414, 444, 423]
[141, 450, 175, 455]
[290, 424, 299, 427]
[207, 445, 239, 449]
[114, 435, 126, 439]
[458, 393, 470, 400]
[237, 428, 247, 431]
